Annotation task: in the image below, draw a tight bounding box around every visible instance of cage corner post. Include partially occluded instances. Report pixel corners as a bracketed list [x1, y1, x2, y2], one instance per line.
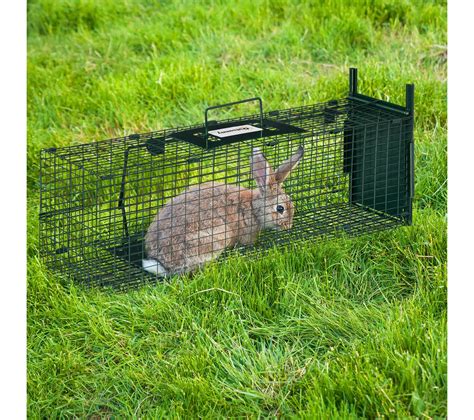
[349, 67, 358, 95]
[343, 67, 358, 185]
[405, 83, 415, 226]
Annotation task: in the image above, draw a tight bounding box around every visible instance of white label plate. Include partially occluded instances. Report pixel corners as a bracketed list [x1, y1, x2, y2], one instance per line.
[208, 124, 263, 138]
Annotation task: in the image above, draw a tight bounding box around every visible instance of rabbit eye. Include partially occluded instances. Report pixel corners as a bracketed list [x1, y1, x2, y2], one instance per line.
[276, 205, 285, 214]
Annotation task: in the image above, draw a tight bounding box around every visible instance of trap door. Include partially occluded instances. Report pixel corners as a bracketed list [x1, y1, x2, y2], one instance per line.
[345, 110, 413, 220]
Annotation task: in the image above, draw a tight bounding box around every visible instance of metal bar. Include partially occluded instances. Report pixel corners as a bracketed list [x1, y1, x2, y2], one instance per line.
[406, 84, 415, 114]
[349, 67, 358, 95]
[349, 93, 409, 115]
[406, 83, 415, 225]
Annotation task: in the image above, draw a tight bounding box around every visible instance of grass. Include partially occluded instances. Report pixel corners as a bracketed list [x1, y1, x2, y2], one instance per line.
[27, 0, 447, 417]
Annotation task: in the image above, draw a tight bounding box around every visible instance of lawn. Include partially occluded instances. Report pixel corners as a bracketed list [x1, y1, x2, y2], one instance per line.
[27, 0, 447, 417]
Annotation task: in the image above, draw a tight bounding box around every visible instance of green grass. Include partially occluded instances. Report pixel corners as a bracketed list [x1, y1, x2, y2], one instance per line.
[27, 0, 447, 417]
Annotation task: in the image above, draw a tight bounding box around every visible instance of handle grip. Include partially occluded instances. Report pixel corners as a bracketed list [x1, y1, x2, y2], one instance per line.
[204, 97, 264, 141]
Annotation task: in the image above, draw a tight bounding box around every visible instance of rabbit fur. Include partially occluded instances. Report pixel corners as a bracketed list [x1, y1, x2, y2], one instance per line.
[143, 145, 304, 276]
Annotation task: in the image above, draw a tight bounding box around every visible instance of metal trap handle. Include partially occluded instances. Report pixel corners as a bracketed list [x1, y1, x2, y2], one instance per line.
[204, 97, 264, 146]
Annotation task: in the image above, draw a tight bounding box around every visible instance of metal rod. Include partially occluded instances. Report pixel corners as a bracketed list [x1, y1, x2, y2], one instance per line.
[349, 68, 358, 95]
[406, 84, 415, 225]
[405, 83, 415, 114]
[349, 93, 410, 115]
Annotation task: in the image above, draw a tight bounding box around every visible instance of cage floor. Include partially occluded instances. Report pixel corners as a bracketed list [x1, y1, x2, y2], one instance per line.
[56, 202, 403, 289]
[245, 202, 402, 254]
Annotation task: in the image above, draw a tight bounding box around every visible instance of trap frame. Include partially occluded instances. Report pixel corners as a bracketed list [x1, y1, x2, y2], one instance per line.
[39, 68, 414, 289]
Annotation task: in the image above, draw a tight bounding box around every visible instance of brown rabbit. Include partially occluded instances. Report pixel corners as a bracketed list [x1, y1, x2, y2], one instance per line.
[143, 146, 304, 276]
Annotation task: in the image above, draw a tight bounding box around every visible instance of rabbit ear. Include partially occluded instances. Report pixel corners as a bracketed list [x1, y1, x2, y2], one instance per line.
[274, 146, 304, 184]
[251, 148, 274, 192]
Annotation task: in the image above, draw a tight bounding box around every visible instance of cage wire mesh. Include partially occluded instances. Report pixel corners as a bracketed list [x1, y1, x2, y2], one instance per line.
[39, 68, 414, 289]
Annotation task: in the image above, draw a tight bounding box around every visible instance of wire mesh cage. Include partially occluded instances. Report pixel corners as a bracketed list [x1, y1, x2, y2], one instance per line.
[39, 68, 414, 289]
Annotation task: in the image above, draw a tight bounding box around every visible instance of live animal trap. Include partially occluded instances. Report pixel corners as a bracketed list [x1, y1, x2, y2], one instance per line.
[39, 68, 414, 289]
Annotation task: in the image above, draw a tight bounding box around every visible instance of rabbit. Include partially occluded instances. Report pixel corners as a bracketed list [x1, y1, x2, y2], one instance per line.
[142, 145, 304, 276]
